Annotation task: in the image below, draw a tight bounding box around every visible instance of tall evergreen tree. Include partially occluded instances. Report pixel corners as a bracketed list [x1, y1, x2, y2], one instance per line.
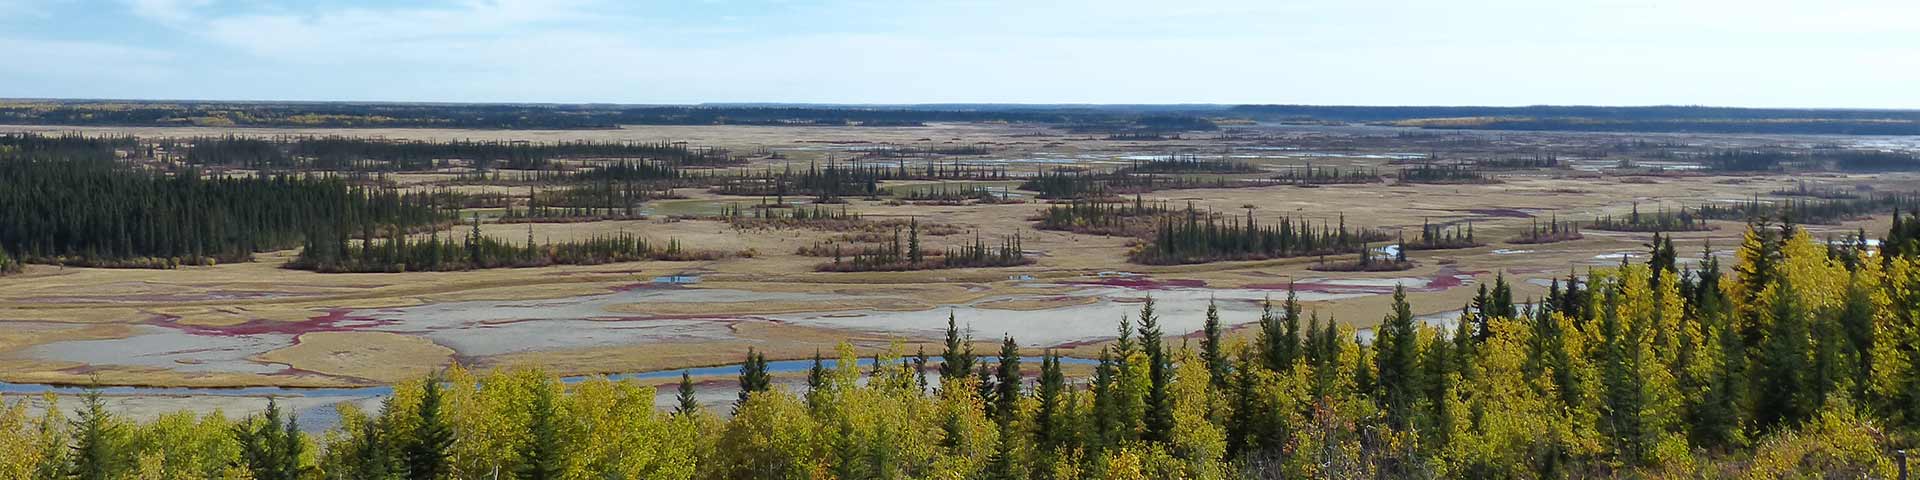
[993, 336, 1023, 423]
[1376, 285, 1421, 431]
[515, 383, 565, 480]
[939, 311, 975, 384]
[914, 346, 930, 394]
[1755, 274, 1812, 429]
[1484, 272, 1514, 340]
[737, 348, 771, 408]
[66, 390, 128, 480]
[976, 363, 998, 414]
[1281, 286, 1303, 368]
[1694, 305, 1748, 449]
[1201, 299, 1230, 390]
[675, 371, 700, 416]
[236, 398, 300, 480]
[1090, 348, 1118, 448]
[1139, 296, 1174, 444]
[1597, 284, 1652, 463]
[1420, 328, 1456, 452]
[1837, 270, 1875, 399]
[1035, 351, 1066, 450]
[1227, 348, 1258, 458]
[404, 376, 454, 480]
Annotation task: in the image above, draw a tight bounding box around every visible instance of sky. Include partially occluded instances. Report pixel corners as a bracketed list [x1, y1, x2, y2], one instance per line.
[2, 0, 1917, 108]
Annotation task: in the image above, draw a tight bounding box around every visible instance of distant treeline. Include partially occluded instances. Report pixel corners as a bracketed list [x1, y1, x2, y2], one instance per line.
[0, 132, 136, 162]
[710, 161, 1012, 202]
[177, 136, 736, 171]
[1228, 105, 1920, 135]
[1695, 193, 1920, 226]
[0, 101, 1219, 131]
[1699, 149, 1920, 172]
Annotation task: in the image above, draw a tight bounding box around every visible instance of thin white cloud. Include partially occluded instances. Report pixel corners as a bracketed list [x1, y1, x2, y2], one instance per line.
[123, 0, 214, 23]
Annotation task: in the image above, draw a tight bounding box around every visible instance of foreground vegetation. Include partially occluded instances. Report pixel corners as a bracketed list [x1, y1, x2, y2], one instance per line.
[10, 220, 1918, 479]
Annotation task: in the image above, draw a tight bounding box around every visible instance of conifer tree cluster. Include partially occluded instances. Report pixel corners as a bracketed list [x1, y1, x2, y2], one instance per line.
[290, 217, 707, 273]
[1018, 167, 1248, 199]
[180, 136, 733, 171]
[1509, 214, 1584, 244]
[890, 182, 1013, 205]
[1132, 207, 1391, 265]
[1695, 193, 1920, 225]
[708, 160, 1008, 201]
[1589, 203, 1712, 232]
[0, 132, 135, 162]
[1267, 164, 1381, 185]
[1402, 219, 1482, 251]
[1030, 196, 1173, 237]
[1396, 163, 1495, 184]
[1114, 154, 1258, 174]
[817, 220, 1028, 272]
[0, 158, 444, 268]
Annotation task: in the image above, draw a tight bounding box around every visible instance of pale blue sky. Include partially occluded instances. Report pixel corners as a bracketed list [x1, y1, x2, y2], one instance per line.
[2, 0, 1917, 107]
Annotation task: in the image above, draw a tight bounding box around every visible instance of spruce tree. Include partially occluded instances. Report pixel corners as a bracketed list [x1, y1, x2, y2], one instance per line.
[1201, 299, 1229, 390]
[1837, 271, 1875, 399]
[1420, 330, 1456, 452]
[1090, 348, 1118, 448]
[1597, 284, 1651, 463]
[281, 412, 304, 480]
[1377, 285, 1420, 431]
[66, 390, 128, 480]
[994, 336, 1023, 423]
[737, 348, 771, 408]
[914, 346, 930, 394]
[404, 376, 453, 480]
[349, 418, 396, 480]
[1755, 274, 1812, 429]
[1488, 272, 1515, 333]
[1694, 306, 1748, 449]
[1035, 351, 1065, 450]
[939, 311, 975, 384]
[975, 363, 997, 415]
[236, 399, 294, 480]
[1227, 348, 1258, 458]
[1256, 296, 1285, 371]
[1281, 286, 1303, 368]
[675, 371, 700, 416]
[1139, 296, 1174, 444]
[516, 383, 564, 480]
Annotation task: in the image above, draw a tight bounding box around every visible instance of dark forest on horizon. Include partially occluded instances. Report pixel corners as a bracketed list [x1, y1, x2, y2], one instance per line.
[7, 100, 1920, 135]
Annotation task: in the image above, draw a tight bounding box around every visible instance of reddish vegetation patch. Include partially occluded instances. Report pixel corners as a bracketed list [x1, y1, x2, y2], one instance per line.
[145, 308, 389, 337]
[1427, 267, 1481, 290]
[1069, 277, 1207, 290]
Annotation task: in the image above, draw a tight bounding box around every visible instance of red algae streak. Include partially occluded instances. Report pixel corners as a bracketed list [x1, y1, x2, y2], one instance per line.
[1427, 267, 1481, 290]
[1069, 277, 1207, 290]
[144, 308, 389, 337]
